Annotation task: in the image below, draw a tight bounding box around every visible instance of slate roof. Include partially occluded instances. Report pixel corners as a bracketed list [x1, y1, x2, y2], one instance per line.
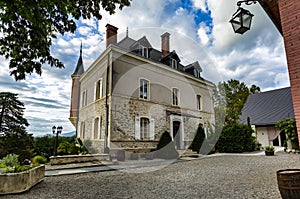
[240, 87, 294, 126]
[72, 44, 84, 76]
[115, 35, 203, 80]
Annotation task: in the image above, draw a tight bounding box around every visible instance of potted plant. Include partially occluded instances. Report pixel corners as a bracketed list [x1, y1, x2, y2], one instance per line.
[265, 145, 275, 156]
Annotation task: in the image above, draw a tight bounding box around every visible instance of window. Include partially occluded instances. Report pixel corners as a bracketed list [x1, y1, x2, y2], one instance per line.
[81, 121, 85, 139]
[95, 79, 103, 100]
[196, 95, 202, 110]
[93, 117, 99, 139]
[172, 88, 179, 106]
[140, 117, 150, 139]
[135, 117, 155, 140]
[171, 58, 178, 69]
[194, 69, 201, 78]
[81, 90, 87, 107]
[140, 45, 148, 58]
[140, 79, 149, 100]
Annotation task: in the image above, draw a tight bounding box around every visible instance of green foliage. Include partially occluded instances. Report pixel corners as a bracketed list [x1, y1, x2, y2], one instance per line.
[216, 122, 256, 153]
[156, 131, 179, 159]
[276, 118, 299, 149]
[33, 135, 56, 159]
[34, 135, 86, 158]
[189, 124, 206, 154]
[32, 155, 47, 166]
[0, 92, 33, 161]
[213, 79, 260, 123]
[0, 0, 131, 80]
[0, 154, 20, 167]
[265, 145, 275, 151]
[0, 92, 29, 133]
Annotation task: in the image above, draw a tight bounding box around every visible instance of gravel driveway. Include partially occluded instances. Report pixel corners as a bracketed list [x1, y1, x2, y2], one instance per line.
[3, 153, 300, 199]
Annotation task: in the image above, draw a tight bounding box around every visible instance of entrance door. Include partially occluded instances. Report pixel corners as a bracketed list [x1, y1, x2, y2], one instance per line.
[173, 121, 181, 149]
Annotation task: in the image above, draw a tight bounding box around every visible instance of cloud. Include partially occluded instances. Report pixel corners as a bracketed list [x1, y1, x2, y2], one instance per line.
[0, 0, 290, 136]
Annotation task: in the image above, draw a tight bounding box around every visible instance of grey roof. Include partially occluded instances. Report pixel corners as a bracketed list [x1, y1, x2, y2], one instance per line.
[240, 87, 294, 126]
[115, 35, 204, 80]
[72, 45, 84, 76]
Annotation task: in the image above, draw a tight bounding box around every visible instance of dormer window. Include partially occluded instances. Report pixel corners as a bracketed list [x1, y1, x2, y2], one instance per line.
[171, 58, 178, 69]
[194, 69, 201, 78]
[140, 45, 148, 58]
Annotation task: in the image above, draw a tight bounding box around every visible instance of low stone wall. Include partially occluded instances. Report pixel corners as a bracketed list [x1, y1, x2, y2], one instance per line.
[0, 165, 45, 195]
[50, 154, 110, 165]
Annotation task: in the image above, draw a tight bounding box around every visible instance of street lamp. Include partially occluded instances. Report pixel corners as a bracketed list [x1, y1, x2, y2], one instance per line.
[52, 126, 63, 156]
[230, 0, 257, 34]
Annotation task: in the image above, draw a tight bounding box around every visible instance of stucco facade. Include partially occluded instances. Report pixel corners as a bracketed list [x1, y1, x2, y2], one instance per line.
[70, 24, 215, 154]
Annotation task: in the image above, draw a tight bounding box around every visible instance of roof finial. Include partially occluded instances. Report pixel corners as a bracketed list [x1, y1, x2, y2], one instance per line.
[126, 27, 128, 37]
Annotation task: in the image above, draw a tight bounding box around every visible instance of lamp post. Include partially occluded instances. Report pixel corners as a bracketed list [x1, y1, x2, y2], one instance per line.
[230, 0, 258, 34]
[52, 126, 63, 156]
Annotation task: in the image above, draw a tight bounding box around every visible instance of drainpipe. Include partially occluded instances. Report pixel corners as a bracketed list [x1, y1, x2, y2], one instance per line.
[104, 53, 110, 154]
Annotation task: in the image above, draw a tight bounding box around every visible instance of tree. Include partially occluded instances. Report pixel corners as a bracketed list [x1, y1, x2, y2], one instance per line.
[0, 92, 29, 134]
[189, 124, 205, 154]
[0, 0, 131, 80]
[213, 79, 260, 123]
[0, 92, 33, 161]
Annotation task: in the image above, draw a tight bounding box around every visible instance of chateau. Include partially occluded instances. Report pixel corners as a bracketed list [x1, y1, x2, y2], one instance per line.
[69, 24, 215, 154]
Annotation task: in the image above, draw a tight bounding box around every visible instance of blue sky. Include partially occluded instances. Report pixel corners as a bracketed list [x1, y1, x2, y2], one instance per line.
[0, 0, 288, 136]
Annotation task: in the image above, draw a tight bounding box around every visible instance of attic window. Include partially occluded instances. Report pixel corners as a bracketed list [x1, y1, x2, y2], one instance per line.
[171, 58, 178, 69]
[194, 69, 201, 78]
[140, 45, 148, 58]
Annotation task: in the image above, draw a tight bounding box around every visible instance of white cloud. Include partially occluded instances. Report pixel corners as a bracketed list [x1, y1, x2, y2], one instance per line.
[0, 0, 290, 135]
[192, 0, 208, 13]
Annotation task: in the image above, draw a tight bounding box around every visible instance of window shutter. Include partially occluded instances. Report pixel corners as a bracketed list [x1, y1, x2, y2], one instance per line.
[135, 117, 140, 139]
[150, 118, 155, 140]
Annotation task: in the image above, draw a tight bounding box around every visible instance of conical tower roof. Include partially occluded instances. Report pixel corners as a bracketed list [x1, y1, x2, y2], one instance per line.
[72, 43, 84, 77]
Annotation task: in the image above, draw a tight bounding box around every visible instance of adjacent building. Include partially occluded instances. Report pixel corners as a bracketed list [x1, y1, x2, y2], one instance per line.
[69, 24, 215, 154]
[240, 87, 294, 147]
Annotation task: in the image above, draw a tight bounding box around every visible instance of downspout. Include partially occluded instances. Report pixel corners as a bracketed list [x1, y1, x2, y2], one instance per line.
[104, 52, 110, 154]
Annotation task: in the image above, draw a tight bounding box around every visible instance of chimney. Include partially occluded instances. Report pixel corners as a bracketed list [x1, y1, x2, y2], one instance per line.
[161, 32, 170, 57]
[106, 24, 118, 48]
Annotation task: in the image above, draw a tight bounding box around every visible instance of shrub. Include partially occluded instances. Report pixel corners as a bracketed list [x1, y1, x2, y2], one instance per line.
[189, 124, 206, 154]
[156, 131, 179, 159]
[0, 154, 20, 167]
[265, 146, 275, 151]
[32, 155, 47, 166]
[216, 122, 256, 153]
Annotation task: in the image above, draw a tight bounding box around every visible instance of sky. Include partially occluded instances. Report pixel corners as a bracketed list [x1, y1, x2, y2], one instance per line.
[0, 0, 289, 136]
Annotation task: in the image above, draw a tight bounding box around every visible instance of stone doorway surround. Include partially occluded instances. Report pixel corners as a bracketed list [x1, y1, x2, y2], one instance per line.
[170, 115, 184, 149]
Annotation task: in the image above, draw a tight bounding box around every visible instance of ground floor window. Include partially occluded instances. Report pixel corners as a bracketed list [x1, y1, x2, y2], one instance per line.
[140, 117, 150, 139]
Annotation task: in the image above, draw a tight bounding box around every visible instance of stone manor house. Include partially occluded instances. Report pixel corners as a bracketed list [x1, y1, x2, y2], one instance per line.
[69, 24, 215, 154]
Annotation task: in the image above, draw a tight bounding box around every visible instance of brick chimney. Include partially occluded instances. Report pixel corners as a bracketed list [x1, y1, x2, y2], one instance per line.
[106, 24, 118, 48]
[161, 32, 170, 57]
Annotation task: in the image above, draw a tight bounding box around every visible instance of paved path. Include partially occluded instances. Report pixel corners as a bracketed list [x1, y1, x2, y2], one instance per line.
[3, 150, 299, 199]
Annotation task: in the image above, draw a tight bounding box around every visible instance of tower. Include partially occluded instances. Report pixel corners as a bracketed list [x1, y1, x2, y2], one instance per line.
[69, 44, 84, 130]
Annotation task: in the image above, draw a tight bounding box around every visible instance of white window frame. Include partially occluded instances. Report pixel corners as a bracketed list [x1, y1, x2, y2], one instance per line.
[171, 58, 178, 69]
[196, 94, 202, 110]
[135, 117, 155, 140]
[139, 78, 150, 100]
[94, 79, 103, 100]
[81, 90, 87, 107]
[81, 121, 85, 139]
[172, 88, 179, 106]
[140, 45, 148, 58]
[140, 117, 150, 139]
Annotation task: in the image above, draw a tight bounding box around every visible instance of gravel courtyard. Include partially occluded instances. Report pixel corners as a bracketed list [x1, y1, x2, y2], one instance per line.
[3, 153, 300, 199]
